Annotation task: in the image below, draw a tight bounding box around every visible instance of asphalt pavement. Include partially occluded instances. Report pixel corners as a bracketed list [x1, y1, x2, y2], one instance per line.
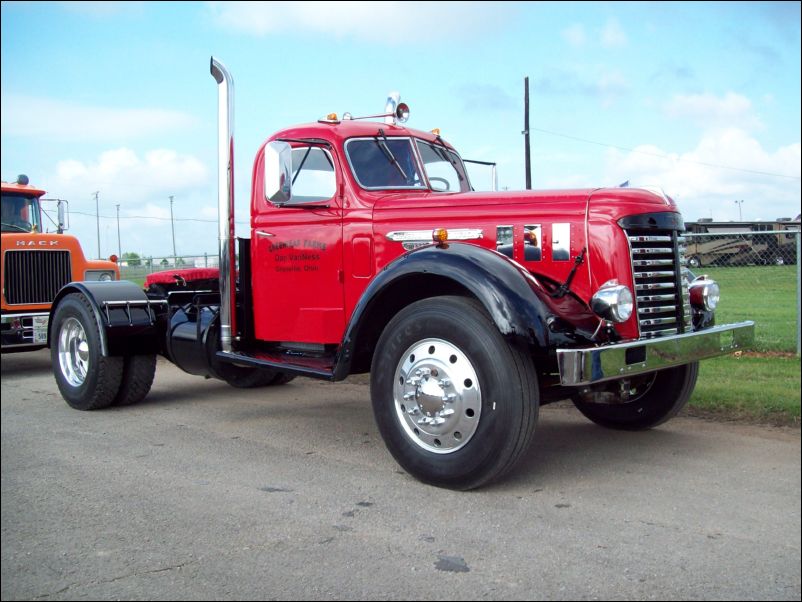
[2, 349, 800, 600]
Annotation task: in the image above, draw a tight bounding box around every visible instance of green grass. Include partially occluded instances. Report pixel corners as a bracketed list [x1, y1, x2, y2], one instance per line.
[689, 354, 801, 426]
[687, 265, 800, 425]
[702, 265, 798, 353]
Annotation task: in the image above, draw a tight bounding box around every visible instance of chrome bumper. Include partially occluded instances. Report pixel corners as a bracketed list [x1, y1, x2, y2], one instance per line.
[557, 321, 755, 386]
[1, 311, 50, 349]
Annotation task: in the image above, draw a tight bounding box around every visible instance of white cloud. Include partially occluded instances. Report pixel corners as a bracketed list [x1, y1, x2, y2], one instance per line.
[47, 147, 216, 257]
[664, 92, 763, 132]
[206, 1, 513, 43]
[54, 147, 208, 203]
[600, 18, 627, 48]
[1, 95, 197, 142]
[562, 24, 586, 47]
[603, 129, 801, 221]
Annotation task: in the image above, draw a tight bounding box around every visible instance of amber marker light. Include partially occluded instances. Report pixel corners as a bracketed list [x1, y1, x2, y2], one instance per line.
[432, 228, 449, 245]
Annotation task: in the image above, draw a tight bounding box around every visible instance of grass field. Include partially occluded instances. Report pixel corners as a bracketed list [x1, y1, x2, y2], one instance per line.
[702, 265, 799, 353]
[687, 265, 800, 425]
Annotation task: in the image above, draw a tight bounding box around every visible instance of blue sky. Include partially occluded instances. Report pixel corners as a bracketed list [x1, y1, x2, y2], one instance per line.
[2, 1, 800, 259]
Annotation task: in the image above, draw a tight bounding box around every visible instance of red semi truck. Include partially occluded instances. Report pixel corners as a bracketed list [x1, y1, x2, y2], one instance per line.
[45, 58, 754, 489]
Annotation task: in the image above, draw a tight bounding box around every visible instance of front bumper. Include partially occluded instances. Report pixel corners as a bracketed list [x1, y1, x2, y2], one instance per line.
[557, 321, 755, 386]
[1, 311, 50, 350]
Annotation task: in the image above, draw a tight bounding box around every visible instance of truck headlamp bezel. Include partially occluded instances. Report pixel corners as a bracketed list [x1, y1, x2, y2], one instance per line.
[85, 270, 116, 282]
[590, 280, 634, 323]
[689, 277, 720, 311]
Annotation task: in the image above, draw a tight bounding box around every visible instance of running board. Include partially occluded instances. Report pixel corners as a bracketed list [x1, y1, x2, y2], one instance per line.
[216, 349, 336, 380]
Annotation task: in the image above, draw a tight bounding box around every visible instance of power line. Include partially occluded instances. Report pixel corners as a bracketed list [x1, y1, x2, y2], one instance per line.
[530, 126, 802, 180]
[70, 210, 249, 225]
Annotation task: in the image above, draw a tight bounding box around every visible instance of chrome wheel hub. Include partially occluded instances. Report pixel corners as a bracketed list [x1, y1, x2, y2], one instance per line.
[393, 338, 481, 453]
[58, 317, 90, 387]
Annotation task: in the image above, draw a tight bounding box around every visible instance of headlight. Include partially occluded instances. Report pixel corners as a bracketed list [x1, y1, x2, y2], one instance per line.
[689, 277, 719, 311]
[590, 280, 634, 323]
[85, 270, 115, 282]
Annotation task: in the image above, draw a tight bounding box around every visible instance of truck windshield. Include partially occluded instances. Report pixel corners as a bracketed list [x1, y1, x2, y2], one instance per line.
[345, 138, 426, 190]
[1, 194, 41, 233]
[415, 140, 471, 193]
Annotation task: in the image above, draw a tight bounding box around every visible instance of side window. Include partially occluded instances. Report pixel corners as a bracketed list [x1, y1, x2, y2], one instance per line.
[290, 146, 336, 203]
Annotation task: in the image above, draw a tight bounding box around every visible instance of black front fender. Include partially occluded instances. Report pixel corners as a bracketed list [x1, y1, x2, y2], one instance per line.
[49, 281, 166, 356]
[334, 243, 595, 379]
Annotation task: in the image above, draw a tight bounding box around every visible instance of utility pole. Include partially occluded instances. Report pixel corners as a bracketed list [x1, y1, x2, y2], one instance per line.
[169, 195, 177, 264]
[116, 204, 122, 260]
[735, 199, 744, 221]
[94, 191, 100, 259]
[523, 76, 531, 190]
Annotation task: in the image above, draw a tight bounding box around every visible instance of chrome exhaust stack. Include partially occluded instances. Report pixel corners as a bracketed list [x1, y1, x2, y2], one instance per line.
[210, 57, 236, 352]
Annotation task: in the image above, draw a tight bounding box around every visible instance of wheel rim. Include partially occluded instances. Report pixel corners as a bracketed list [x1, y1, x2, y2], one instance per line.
[58, 317, 90, 387]
[393, 338, 481, 454]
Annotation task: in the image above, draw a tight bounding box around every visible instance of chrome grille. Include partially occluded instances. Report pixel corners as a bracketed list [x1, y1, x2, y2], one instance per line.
[4, 250, 72, 305]
[626, 231, 691, 337]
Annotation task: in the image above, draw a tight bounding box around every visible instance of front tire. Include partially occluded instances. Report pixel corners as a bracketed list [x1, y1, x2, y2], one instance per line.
[572, 362, 699, 430]
[51, 293, 124, 410]
[371, 296, 539, 490]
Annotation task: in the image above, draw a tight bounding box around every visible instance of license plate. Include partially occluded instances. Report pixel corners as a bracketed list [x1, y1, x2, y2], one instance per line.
[33, 315, 49, 344]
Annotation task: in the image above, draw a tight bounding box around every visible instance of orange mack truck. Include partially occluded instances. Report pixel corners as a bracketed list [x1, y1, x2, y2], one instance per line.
[1, 175, 119, 352]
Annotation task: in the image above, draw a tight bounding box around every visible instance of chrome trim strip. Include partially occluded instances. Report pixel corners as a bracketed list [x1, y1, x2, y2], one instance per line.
[386, 229, 483, 242]
[640, 316, 677, 326]
[631, 247, 674, 254]
[628, 235, 672, 242]
[557, 321, 755, 386]
[633, 259, 674, 267]
[638, 305, 676, 314]
[634, 270, 675, 279]
[638, 293, 676, 302]
[635, 282, 675, 291]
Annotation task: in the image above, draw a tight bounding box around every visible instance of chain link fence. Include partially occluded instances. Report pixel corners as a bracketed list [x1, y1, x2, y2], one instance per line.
[684, 230, 801, 355]
[119, 253, 219, 284]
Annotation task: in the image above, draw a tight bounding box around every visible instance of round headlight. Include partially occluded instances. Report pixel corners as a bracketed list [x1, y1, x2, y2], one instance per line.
[590, 281, 634, 323]
[689, 278, 719, 311]
[98, 272, 113, 282]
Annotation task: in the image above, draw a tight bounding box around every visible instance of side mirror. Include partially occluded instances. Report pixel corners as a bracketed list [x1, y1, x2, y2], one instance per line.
[57, 200, 66, 233]
[264, 141, 293, 206]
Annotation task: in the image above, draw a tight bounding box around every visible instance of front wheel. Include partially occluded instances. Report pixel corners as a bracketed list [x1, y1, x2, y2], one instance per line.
[371, 296, 539, 490]
[572, 362, 699, 430]
[51, 293, 124, 410]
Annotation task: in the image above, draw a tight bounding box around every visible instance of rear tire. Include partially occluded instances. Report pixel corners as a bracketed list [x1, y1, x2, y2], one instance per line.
[371, 296, 539, 490]
[51, 293, 124, 411]
[113, 355, 157, 406]
[572, 362, 699, 430]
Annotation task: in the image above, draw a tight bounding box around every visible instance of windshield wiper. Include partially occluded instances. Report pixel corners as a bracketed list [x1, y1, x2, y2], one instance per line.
[375, 129, 408, 182]
[432, 136, 464, 182]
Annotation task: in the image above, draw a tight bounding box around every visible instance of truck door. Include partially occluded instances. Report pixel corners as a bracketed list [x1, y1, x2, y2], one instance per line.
[251, 144, 344, 344]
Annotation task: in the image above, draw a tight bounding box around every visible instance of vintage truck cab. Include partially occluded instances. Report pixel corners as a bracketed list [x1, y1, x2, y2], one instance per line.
[1, 176, 119, 352]
[45, 58, 754, 489]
